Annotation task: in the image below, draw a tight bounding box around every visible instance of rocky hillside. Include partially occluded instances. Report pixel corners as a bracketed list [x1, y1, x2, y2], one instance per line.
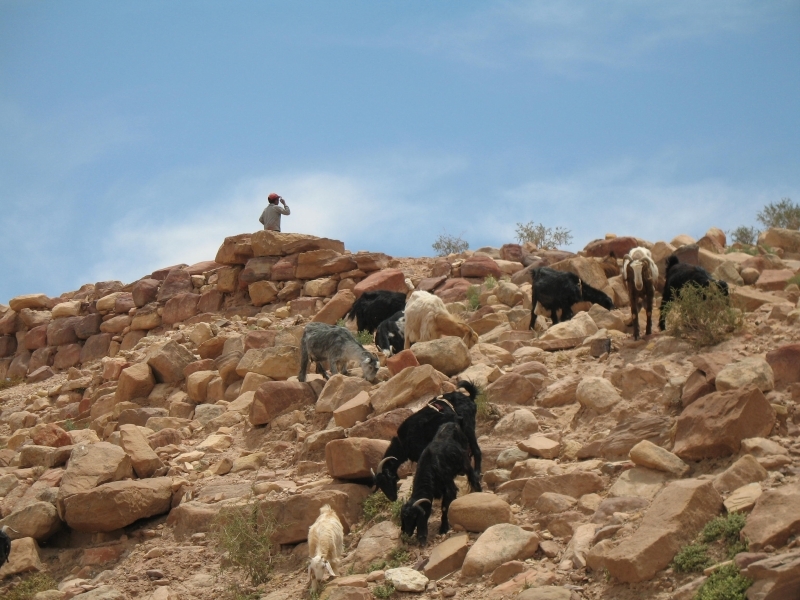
[1, 226, 799, 600]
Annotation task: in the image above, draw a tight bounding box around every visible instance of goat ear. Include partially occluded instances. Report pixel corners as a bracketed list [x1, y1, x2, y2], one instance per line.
[362, 357, 370, 364]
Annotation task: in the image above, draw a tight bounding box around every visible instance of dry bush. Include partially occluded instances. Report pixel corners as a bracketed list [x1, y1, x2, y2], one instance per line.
[663, 283, 742, 347]
[211, 501, 279, 585]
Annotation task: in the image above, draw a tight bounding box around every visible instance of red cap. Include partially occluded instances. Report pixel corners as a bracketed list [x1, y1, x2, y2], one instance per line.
[268, 192, 280, 201]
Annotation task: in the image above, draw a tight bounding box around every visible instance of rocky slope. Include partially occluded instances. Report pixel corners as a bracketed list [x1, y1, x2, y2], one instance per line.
[1, 227, 799, 600]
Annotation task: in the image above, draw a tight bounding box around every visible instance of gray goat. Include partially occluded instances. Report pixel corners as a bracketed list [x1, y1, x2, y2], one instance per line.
[299, 322, 380, 382]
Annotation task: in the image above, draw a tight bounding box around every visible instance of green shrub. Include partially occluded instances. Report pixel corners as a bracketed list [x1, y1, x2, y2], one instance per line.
[663, 283, 743, 347]
[367, 545, 411, 572]
[363, 493, 393, 523]
[787, 274, 800, 287]
[695, 563, 752, 600]
[702, 513, 747, 546]
[211, 501, 278, 585]
[673, 542, 711, 573]
[372, 583, 396, 599]
[483, 275, 497, 290]
[432, 231, 469, 256]
[515, 221, 572, 249]
[5, 573, 58, 600]
[356, 330, 374, 345]
[757, 197, 800, 230]
[475, 388, 493, 420]
[466, 285, 480, 310]
[730, 226, 758, 246]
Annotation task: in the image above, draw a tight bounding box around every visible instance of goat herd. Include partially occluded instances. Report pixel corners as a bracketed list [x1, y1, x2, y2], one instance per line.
[302, 248, 731, 590]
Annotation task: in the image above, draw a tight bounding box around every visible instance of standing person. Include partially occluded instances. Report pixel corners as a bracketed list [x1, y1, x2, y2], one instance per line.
[259, 192, 291, 232]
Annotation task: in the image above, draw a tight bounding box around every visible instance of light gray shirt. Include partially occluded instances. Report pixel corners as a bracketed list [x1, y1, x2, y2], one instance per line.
[259, 203, 290, 232]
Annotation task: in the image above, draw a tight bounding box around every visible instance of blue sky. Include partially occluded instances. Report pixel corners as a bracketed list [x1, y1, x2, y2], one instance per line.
[1, 1, 798, 303]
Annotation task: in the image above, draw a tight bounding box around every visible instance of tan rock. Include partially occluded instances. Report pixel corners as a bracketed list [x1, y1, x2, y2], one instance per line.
[0, 537, 43, 578]
[534, 492, 577, 514]
[518, 435, 560, 459]
[186, 370, 217, 403]
[52, 300, 82, 318]
[673, 385, 776, 460]
[493, 409, 539, 438]
[469, 343, 514, 368]
[577, 415, 672, 461]
[538, 375, 580, 408]
[587, 479, 722, 583]
[724, 482, 762, 513]
[303, 277, 338, 298]
[740, 482, 800, 552]
[248, 281, 279, 306]
[251, 230, 344, 257]
[196, 433, 233, 452]
[9, 294, 50, 311]
[487, 373, 536, 405]
[384, 566, 428, 592]
[608, 467, 668, 500]
[296, 249, 357, 279]
[730, 286, 783, 312]
[410, 336, 471, 376]
[461, 523, 539, 578]
[166, 500, 221, 540]
[316, 374, 373, 413]
[352, 268, 407, 297]
[312, 289, 356, 325]
[423, 533, 469, 579]
[249, 380, 316, 425]
[715, 357, 774, 393]
[62, 477, 173, 532]
[448, 493, 512, 532]
[713, 454, 768, 493]
[765, 343, 800, 390]
[115, 362, 155, 403]
[333, 391, 371, 429]
[540, 311, 598, 340]
[369, 365, 446, 414]
[629, 440, 689, 476]
[146, 341, 195, 384]
[58, 442, 133, 506]
[325, 437, 389, 479]
[351, 520, 401, 572]
[0, 501, 61, 541]
[118, 424, 164, 478]
[576, 377, 621, 413]
[235, 345, 301, 380]
[521, 472, 604, 507]
[30, 423, 72, 448]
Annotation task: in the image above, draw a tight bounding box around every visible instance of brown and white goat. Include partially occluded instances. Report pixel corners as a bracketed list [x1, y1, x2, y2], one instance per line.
[307, 504, 344, 593]
[622, 247, 658, 340]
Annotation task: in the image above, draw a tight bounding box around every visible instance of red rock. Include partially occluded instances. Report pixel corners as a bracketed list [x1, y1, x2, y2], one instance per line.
[8, 351, 31, 378]
[325, 437, 390, 479]
[311, 289, 356, 325]
[215, 233, 254, 265]
[755, 269, 796, 292]
[73, 313, 102, 339]
[146, 340, 195, 383]
[500, 244, 524, 262]
[80, 333, 112, 363]
[132, 279, 160, 307]
[162, 293, 200, 326]
[26, 366, 55, 383]
[296, 249, 358, 279]
[353, 252, 390, 272]
[239, 256, 279, 287]
[184, 358, 216, 378]
[462, 255, 502, 279]
[81, 544, 125, 566]
[766, 343, 800, 389]
[386, 349, 419, 376]
[741, 483, 800, 552]
[346, 408, 412, 440]
[0, 335, 17, 357]
[0, 309, 20, 335]
[583, 237, 639, 258]
[417, 276, 447, 293]
[54, 343, 82, 370]
[113, 293, 135, 314]
[249, 380, 317, 425]
[353, 269, 407, 298]
[28, 347, 55, 373]
[46, 317, 80, 346]
[673, 385, 776, 460]
[157, 268, 194, 302]
[673, 244, 700, 266]
[185, 260, 222, 276]
[436, 278, 472, 303]
[150, 264, 187, 280]
[197, 289, 223, 313]
[24, 325, 48, 351]
[270, 253, 299, 281]
[120, 330, 146, 351]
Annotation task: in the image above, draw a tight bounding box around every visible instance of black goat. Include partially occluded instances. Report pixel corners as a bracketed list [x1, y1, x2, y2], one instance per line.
[374, 311, 405, 356]
[529, 267, 615, 330]
[399, 421, 482, 545]
[346, 291, 406, 333]
[659, 255, 730, 331]
[373, 381, 481, 502]
[1, 525, 14, 566]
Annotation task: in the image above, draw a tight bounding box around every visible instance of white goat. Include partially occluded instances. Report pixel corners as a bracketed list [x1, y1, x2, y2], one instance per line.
[307, 504, 344, 593]
[403, 291, 478, 350]
[622, 246, 659, 291]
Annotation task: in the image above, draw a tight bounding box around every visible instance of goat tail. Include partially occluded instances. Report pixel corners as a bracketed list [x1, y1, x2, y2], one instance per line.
[666, 255, 680, 271]
[455, 380, 479, 401]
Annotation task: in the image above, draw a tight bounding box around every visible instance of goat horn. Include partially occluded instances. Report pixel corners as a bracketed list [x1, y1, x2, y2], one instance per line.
[377, 456, 396, 471]
[412, 498, 432, 507]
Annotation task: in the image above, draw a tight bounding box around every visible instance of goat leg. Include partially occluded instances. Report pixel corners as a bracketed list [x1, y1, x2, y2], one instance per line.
[440, 485, 457, 535]
[315, 361, 329, 380]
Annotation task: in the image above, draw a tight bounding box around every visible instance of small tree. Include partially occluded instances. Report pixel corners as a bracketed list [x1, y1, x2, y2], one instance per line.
[432, 231, 469, 256]
[515, 221, 572, 249]
[756, 197, 800, 230]
[730, 226, 757, 246]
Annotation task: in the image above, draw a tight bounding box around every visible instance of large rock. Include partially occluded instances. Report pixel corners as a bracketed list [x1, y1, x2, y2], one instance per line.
[741, 547, 800, 600]
[352, 268, 407, 297]
[410, 336, 471, 376]
[584, 237, 639, 259]
[540, 311, 598, 341]
[740, 483, 800, 552]
[146, 341, 196, 384]
[119, 424, 164, 478]
[447, 493, 512, 532]
[587, 479, 722, 583]
[715, 357, 774, 393]
[248, 281, 279, 306]
[493, 409, 539, 438]
[62, 477, 173, 532]
[31, 423, 72, 448]
[249, 381, 317, 425]
[132, 278, 160, 307]
[384, 567, 429, 592]
[423, 533, 469, 579]
[0, 537, 43, 578]
[538, 375, 580, 408]
[351, 520, 401, 572]
[0, 501, 61, 541]
[521, 472, 605, 507]
[115, 362, 155, 403]
[9, 294, 49, 311]
[577, 416, 672, 460]
[346, 408, 412, 440]
[157, 268, 193, 302]
[325, 437, 389, 479]
[487, 372, 536, 405]
[311, 289, 356, 325]
[166, 500, 221, 540]
[47, 317, 80, 346]
[759, 227, 800, 253]
[295, 249, 357, 279]
[315, 373, 372, 413]
[765, 343, 800, 390]
[629, 440, 689, 477]
[576, 377, 621, 413]
[162, 293, 200, 326]
[460, 523, 539, 578]
[713, 454, 768, 494]
[369, 365, 446, 414]
[461, 255, 502, 279]
[673, 385, 776, 460]
[251, 230, 344, 257]
[236, 345, 301, 380]
[58, 442, 133, 508]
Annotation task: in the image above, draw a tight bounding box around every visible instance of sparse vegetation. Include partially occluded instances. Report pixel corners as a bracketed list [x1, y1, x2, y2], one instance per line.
[514, 221, 573, 249]
[663, 283, 743, 347]
[362, 493, 404, 526]
[702, 513, 748, 558]
[726, 244, 758, 256]
[432, 231, 469, 256]
[474, 387, 497, 421]
[694, 563, 752, 600]
[211, 500, 279, 585]
[225, 584, 262, 600]
[756, 197, 800, 230]
[356, 330, 374, 345]
[0, 377, 24, 391]
[673, 542, 711, 573]
[787, 273, 800, 287]
[729, 226, 758, 246]
[466, 285, 480, 310]
[483, 275, 497, 290]
[4, 573, 58, 600]
[372, 582, 396, 599]
[368, 545, 411, 573]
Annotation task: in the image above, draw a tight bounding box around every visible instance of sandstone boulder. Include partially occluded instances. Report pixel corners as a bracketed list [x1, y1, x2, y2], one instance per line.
[629, 440, 689, 476]
[315, 373, 372, 413]
[58, 442, 133, 507]
[351, 520, 400, 572]
[312, 289, 356, 325]
[740, 483, 800, 552]
[353, 268, 407, 297]
[487, 373, 536, 405]
[384, 567, 429, 592]
[540, 311, 598, 341]
[765, 343, 800, 390]
[0, 501, 61, 541]
[713, 454, 768, 494]
[576, 377, 621, 413]
[235, 346, 301, 380]
[461, 523, 539, 578]
[410, 336, 471, 376]
[521, 472, 604, 507]
[369, 365, 446, 414]
[146, 341, 195, 384]
[325, 437, 389, 479]
[448, 493, 512, 532]
[118, 424, 164, 478]
[249, 380, 317, 425]
[115, 362, 155, 403]
[715, 357, 774, 393]
[0, 537, 43, 579]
